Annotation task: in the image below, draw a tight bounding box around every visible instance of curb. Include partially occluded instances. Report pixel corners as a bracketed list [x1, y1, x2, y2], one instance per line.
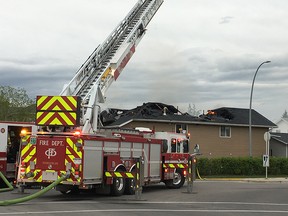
[196, 178, 288, 183]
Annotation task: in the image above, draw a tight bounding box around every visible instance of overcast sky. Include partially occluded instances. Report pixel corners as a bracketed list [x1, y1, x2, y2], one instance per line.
[1, 0, 288, 122]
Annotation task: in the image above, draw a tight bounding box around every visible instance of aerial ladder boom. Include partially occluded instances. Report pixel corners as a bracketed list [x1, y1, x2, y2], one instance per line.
[60, 0, 163, 133]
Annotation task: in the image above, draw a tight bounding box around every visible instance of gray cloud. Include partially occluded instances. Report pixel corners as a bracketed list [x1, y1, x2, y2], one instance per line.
[1, 0, 288, 122]
[219, 16, 234, 24]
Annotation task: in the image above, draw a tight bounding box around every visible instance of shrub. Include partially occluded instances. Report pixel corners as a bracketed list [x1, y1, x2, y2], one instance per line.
[196, 157, 288, 177]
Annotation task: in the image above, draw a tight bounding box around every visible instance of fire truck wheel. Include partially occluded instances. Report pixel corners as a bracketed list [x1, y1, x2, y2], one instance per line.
[165, 169, 185, 189]
[125, 178, 135, 195]
[111, 168, 125, 196]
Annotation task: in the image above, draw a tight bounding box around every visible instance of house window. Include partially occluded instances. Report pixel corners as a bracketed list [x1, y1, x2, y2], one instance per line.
[220, 126, 231, 138]
[176, 124, 187, 134]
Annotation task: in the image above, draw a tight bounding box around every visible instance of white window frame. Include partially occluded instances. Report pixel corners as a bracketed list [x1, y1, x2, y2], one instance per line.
[219, 126, 231, 138]
[175, 124, 188, 134]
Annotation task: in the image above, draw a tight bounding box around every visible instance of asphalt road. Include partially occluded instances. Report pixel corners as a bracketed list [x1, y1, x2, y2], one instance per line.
[1, 180, 288, 215]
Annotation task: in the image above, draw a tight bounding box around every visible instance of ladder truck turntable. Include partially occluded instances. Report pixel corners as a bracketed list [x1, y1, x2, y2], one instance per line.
[16, 0, 195, 195]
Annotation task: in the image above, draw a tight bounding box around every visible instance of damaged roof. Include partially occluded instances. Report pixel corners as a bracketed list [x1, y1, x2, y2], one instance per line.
[100, 102, 197, 126]
[202, 107, 276, 127]
[100, 102, 276, 128]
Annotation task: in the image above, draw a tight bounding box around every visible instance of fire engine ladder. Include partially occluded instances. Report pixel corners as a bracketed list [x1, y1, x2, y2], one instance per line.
[60, 0, 163, 133]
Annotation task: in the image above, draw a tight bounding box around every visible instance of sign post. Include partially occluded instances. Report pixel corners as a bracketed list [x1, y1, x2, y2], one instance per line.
[263, 132, 271, 179]
[135, 156, 144, 200]
[187, 156, 193, 193]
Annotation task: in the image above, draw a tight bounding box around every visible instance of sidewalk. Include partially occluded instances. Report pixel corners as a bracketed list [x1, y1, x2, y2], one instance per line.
[197, 177, 288, 183]
[243, 177, 288, 183]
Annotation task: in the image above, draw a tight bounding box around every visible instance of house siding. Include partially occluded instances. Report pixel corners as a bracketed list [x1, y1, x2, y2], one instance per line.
[270, 140, 287, 157]
[271, 119, 288, 133]
[124, 121, 267, 158]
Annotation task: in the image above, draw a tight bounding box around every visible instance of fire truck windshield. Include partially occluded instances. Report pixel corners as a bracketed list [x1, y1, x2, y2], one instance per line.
[171, 138, 189, 153]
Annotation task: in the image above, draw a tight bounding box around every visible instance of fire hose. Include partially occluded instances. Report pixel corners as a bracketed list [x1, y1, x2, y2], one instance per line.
[0, 172, 14, 193]
[0, 172, 70, 206]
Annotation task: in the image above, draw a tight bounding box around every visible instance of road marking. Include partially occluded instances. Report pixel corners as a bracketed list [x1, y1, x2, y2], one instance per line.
[1, 209, 288, 215]
[19, 200, 288, 206]
[1, 201, 287, 215]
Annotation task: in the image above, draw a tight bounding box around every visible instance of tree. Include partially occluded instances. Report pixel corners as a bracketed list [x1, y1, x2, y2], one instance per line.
[0, 86, 35, 121]
[187, 103, 201, 117]
[282, 110, 288, 118]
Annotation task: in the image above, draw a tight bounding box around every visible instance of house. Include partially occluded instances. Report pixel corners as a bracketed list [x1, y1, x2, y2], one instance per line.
[100, 102, 276, 158]
[269, 118, 288, 157]
[271, 118, 288, 133]
[270, 132, 288, 158]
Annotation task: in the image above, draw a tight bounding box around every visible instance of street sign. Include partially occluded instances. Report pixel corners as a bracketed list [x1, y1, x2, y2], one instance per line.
[264, 132, 271, 142]
[263, 154, 269, 167]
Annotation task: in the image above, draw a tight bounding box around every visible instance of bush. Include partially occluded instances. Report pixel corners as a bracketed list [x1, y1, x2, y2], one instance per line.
[197, 157, 288, 177]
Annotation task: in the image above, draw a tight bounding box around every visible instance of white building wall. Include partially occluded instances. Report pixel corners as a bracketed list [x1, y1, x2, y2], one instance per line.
[271, 118, 288, 133]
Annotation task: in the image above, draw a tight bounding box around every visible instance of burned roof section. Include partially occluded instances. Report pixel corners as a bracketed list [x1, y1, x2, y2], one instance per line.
[100, 103, 276, 128]
[198, 107, 276, 127]
[100, 102, 191, 126]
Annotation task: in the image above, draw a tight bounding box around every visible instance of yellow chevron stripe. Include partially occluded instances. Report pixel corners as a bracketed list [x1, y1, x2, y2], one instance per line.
[169, 164, 175, 168]
[37, 112, 76, 125]
[49, 117, 62, 125]
[37, 96, 47, 107]
[126, 173, 134, 178]
[30, 146, 36, 156]
[66, 138, 82, 158]
[67, 96, 77, 108]
[37, 112, 54, 124]
[40, 97, 58, 110]
[105, 172, 112, 177]
[38, 96, 77, 111]
[66, 147, 72, 155]
[21, 136, 32, 156]
[59, 112, 76, 125]
[32, 170, 37, 180]
[58, 97, 76, 111]
[65, 140, 82, 183]
[114, 172, 122, 177]
[21, 144, 30, 157]
[23, 151, 35, 163]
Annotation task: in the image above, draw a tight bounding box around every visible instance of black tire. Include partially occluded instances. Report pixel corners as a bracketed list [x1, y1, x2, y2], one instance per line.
[111, 173, 125, 196]
[125, 177, 136, 195]
[165, 169, 185, 189]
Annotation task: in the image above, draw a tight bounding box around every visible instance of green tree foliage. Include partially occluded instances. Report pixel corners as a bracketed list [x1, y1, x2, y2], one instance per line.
[0, 86, 35, 122]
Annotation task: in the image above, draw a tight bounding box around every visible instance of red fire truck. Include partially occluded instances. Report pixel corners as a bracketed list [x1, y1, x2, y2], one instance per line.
[0, 122, 37, 184]
[17, 128, 190, 195]
[16, 0, 196, 195]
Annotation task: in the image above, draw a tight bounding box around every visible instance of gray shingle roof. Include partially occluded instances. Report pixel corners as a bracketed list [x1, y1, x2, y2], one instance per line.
[208, 107, 276, 127]
[270, 132, 288, 145]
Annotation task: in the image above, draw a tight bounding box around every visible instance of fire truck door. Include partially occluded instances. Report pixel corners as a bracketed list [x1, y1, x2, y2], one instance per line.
[149, 144, 161, 177]
[83, 140, 103, 182]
